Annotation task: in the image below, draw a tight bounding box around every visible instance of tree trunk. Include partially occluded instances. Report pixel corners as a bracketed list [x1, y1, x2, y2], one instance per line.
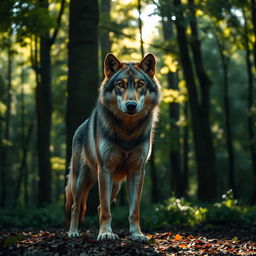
[243, 9, 256, 204]
[36, 29, 52, 205]
[138, 0, 144, 58]
[14, 122, 34, 206]
[188, 0, 217, 200]
[100, 0, 111, 78]
[251, 0, 256, 70]
[168, 72, 184, 197]
[162, 17, 184, 197]
[35, 0, 65, 206]
[222, 61, 236, 195]
[182, 102, 189, 198]
[220, 51, 236, 195]
[212, 23, 237, 196]
[0, 41, 12, 208]
[173, 0, 217, 201]
[66, 0, 99, 215]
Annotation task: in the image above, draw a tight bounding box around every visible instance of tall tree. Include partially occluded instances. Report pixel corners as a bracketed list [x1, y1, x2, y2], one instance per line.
[161, 15, 184, 198]
[242, 7, 256, 203]
[213, 26, 236, 195]
[206, 0, 240, 196]
[138, 0, 144, 57]
[173, 0, 217, 201]
[251, 0, 256, 70]
[66, 0, 99, 214]
[100, 0, 111, 77]
[0, 35, 13, 208]
[34, 0, 65, 206]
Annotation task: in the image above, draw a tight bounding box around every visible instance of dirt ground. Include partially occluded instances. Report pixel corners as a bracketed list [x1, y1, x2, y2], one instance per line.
[1, 225, 256, 255]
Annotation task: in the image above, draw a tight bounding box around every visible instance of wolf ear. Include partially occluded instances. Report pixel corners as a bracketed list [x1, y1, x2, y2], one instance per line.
[138, 53, 156, 77]
[104, 53, 122, 78]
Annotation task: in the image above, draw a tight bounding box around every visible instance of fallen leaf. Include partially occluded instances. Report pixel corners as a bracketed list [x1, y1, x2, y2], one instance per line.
[186, 235, 195, 240]
[147, 234, 154, 239]
[174, 234, 183, 241]
[32, 232, 50, 238]
[232, 236, 239, 242]
[178, 243, 188, 248]
[157, 232, 173, 238]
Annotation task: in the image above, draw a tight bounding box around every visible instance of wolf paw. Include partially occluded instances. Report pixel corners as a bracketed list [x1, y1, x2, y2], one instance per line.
[97, 232, 119, 241]
[130, 233, 150, 243]
[68, 231, 80, 238]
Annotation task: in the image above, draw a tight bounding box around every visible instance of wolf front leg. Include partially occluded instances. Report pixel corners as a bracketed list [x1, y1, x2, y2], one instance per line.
[127, 169, 149, 242]
[97, 167, 119, 241]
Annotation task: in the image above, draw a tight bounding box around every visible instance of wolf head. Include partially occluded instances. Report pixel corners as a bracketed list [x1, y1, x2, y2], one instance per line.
[99, 53, 160, 117]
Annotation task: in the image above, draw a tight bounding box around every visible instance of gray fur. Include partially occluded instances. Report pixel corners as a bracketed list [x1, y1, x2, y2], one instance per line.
[66, 53, 161, 242]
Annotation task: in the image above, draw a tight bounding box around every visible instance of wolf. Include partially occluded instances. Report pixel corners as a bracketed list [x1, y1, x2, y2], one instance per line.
[65, 53, 161, 242]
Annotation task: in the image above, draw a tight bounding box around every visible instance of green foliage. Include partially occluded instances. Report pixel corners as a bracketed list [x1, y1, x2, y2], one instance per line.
[19, 6, 56, 37]
[141, 190, 256, 230]
[1, 191, 256, 231]
[142, 197, 208, 229]
[0, 205, 64, 228]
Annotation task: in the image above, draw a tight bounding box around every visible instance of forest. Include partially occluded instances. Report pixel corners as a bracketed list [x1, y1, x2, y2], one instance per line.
[0, 0, 256, 255]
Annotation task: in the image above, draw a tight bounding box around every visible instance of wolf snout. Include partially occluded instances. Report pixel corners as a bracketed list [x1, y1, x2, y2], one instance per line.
[126, 101, 137, 114]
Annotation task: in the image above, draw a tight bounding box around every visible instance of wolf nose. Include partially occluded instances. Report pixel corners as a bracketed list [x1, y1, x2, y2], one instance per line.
[126, 101, 137, 112]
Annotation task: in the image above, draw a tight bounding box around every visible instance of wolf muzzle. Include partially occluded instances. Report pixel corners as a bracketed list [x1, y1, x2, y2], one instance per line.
[126, 101, 137, 115]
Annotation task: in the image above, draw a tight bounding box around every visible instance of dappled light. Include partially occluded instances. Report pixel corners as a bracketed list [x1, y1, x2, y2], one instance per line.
[0, 0, 256, 255]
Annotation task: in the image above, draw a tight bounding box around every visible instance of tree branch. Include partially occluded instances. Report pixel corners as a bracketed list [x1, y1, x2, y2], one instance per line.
[49, 0, 65, 45]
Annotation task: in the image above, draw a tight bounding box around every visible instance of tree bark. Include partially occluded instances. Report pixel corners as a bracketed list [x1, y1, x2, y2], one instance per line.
[138, 0, 144, 58]
[162, 17, 185, 198]
[0, 40, 12, 208]
[35, 0, 65, 206]
[173, 0, 217, 201]
[66, 0, 99, 214]
[14, 122, 34, 206]
[243, 8, 256, 204]
[100, 0, 111, 78]
[37, 30, 52, 205]
[182, 102, 189, 198]
[214, 35, 236, 195]
[251, 0, 256, 70]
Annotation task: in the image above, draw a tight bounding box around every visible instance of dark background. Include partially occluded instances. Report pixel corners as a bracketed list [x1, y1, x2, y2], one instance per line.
[0, 0, 256, 228]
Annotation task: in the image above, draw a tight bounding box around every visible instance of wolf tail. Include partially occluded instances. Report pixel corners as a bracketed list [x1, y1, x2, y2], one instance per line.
[65, 173, 88, 224]
[65, 175, 73, 225]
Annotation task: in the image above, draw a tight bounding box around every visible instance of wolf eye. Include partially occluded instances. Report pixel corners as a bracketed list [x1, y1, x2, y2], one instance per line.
[117, 81, 125, 88]
[137, 81, 145, 88]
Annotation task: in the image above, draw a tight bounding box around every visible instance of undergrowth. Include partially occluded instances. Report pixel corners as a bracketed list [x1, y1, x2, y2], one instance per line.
[1, 190, 256, 230]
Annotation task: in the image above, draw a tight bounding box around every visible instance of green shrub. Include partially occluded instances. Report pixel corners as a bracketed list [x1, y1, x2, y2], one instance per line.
[1, 190, 256, 230]
[0, 205, 64, 228]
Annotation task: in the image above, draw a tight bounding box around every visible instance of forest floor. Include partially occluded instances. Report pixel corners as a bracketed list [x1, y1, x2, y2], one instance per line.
[1, 225, 256, 255]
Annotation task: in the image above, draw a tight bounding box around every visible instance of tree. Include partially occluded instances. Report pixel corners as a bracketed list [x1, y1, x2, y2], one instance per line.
[210, 15, 237, 196]
[159, 16, 183, 198]
[242, 5, 256, 203]
[33, 0, 65, 206]
[0, 35, 13, 208]
[66, 0, 99, 214]
[173, 0, 217, 201]
[100, 0, 112, 78]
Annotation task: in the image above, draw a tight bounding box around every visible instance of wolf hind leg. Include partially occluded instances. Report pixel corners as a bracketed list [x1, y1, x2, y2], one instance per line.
[97, 182, 121, 216]
[68, 164, 96, 238]
[111, 182, 121, 202]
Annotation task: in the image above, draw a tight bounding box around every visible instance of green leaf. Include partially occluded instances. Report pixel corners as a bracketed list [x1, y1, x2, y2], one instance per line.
[2, 234, 24, 249]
